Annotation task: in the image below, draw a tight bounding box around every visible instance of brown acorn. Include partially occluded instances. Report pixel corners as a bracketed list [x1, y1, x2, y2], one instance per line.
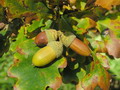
[69, 38, 91, 56]
[35, 31, 48, 46]
[58, 31, 91, 56]
[35, 29, 58, 47]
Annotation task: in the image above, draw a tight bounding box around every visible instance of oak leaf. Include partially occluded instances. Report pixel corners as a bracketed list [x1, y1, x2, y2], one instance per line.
[95, 0, 120, 10]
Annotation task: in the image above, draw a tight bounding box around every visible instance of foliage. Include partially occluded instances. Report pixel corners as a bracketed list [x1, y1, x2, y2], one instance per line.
[0, 0, 120, 90]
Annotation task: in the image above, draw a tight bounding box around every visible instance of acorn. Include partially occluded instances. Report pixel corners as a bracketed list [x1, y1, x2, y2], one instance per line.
[32, 41, 63, 67]
[35, 29, 58, 47]
[58, 31, 91, 56]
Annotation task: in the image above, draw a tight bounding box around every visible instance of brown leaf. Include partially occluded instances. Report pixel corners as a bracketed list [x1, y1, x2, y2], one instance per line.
[0, 0, 5, 6]
[105, 30, 120, 58]
[88, 18, 96, 29]
[7, 58, 19, 78]
[95, 0, 120, 10]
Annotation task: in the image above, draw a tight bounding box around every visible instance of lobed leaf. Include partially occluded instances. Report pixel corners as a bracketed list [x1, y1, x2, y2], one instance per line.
[8, 39, 67, 90]
[76, 58, 111, 90]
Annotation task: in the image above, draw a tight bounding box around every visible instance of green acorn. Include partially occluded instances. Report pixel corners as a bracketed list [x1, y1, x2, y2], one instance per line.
[32, 41, 63, 67]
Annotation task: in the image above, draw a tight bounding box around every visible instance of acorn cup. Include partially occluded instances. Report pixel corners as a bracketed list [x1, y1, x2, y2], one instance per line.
[32, 41, 63, 67]
[58, 31, 91, 56]
[35, 29, 58, 47]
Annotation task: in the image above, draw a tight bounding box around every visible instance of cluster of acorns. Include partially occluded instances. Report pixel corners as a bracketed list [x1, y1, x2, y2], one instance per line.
[32, 29, 91, 67]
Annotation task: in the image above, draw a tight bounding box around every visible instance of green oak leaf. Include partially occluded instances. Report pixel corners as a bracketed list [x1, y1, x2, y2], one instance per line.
[10, 26, 27, 51]
[41, 19, 53, 30]
[58, 83, 76, 90]
[0, 51, 15, 90]
[109, 58, 120, 79]
[96, 13, 120, 38]
[72, 17, 96, 34]
[27, 19, 44, 32]
[8, 40, 66, 90]
[4, 0, 50, 20]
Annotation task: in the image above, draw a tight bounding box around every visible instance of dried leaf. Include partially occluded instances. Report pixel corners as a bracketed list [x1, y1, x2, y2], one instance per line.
[105, 30, 120, 58]
[0, 0, 5, 6]
[95, 0, 120, 10]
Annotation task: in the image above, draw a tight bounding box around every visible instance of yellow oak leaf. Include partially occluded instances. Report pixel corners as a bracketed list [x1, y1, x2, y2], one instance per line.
[95, 0, 120, 10]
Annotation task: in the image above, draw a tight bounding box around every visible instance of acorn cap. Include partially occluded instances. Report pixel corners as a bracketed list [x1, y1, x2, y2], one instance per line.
[45, 29, 58, 42]
[47, 41, 63, 58]
[58, 31, 76, 47]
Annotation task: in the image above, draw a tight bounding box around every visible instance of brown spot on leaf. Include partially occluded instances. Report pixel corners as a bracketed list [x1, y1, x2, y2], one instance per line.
[21, 12, 39, 23]
[7, 64, 18, 78]
[7, 70, 17, 78]
[24, 14, 39, 24]
[14, 85, 18, 90]
[49, 77, 62, 90]
[16, 46, 26, 55]
[14, 58, 20, 65]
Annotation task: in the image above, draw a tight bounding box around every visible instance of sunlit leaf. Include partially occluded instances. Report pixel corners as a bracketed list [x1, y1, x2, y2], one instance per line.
[95, 0, 120, 10]
[72, 17, 96, 34]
